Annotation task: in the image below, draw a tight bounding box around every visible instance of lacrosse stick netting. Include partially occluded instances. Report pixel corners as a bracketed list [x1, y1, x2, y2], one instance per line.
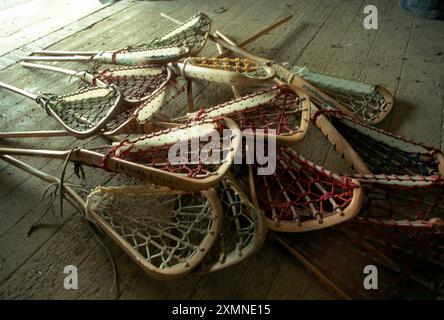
[253, 147, 363, 232]
[0, 155, 224, 279]
[317, 111, 444, 177]
[353, 174, 444, 225]
[25, 13, 211, 65]
[0, 118, 242, 191]
[22, 61, 172, 104]
[174, 57, 276, 85]
[291, 65, 393, 124]
[174, 85, 310, 145]
[86, 184, 223, 279]
[196, 174, 266, 272]
[211, 31, 392, 125]
[0, 81, 125, 138]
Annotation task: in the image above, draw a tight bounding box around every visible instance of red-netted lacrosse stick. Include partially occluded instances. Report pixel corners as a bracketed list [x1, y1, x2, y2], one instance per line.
[0, 118, 241, 191]
[171, 85, 310, 145]
[253, 147, 363, 232]
[20, 61, 172, 104]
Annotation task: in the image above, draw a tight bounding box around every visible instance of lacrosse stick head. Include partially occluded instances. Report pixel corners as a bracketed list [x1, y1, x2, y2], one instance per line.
[323, 112, 444, 177]
[182, 85, 310, 145]
[148, 13, 211, 57]
[85, 184, 223, 279]
[318, 84, 394, 124]
[98, 75, 188, 136]
[102, 117, 242, 191]
[253, 147, 363, 232]
[36, 84, 124, 138]
[291, 65, 394, 124]
[350, 173, 444, 227]
[92, 64, 173, 103]
[180, 57, 276, 85]
[197, 174, 266, 272]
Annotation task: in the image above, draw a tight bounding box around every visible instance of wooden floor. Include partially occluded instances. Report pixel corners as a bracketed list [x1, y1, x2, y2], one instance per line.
[0, 0, 443, 299]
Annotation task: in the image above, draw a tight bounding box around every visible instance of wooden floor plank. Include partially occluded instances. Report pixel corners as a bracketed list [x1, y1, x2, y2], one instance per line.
[0, 0, 107, 56]
[388, 16, 444, 147]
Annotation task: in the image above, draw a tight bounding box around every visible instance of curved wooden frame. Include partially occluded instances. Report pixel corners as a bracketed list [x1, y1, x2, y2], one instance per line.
[0, 155, 224, 280]
[0, 118, 242, 191]
[290, 65, 394, 125]
[212, 31, 393, 125]
[255, 148, 364, 233]
[173, 85, 310, 146]
[321, 112, 444, 178]
[0, 81, 126, 139]
[173, 57, 276, 86]
[20, 61, 173, 104]
[85, 185, 223, 279]
[22, 13, 211, 65]
[198, 174, 267, 273]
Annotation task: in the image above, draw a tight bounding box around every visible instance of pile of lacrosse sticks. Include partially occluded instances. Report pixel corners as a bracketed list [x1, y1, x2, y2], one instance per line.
[0, 12, 442, 299]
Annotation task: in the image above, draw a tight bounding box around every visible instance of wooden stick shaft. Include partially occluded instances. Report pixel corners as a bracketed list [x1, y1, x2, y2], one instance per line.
[20, 61, 106, 87]
[21, 55, 92, 62]
[21, 61, 78, 76]
[31, 50, 97, 56]
[160, 13, 182, 25]
[0, 130, 73, 138]
[216, 15, 293, 59]
[0, 147, 72, 160]
[0, 155, 86, 207]
[213, 31, 258, 207]
[269, 232, 351, 300]
[0, 81, 38, 100]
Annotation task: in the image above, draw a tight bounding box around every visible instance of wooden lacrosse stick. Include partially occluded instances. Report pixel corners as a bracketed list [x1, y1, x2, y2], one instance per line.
[347, 172, 444, 229]
[0, 155, 223, 280]
[0, 118, 242, 191]
[317, 111, 444, 178]
[20, 61, 172, 104]
[211, 32, 373, 174]
[196, 174, 266, 273]
[22, 13, 211, 65]
[0, 81, 125, 139]
[253, 147, 363, 232]
[289, 66, 393, 125]
[212, 31, 394, 125]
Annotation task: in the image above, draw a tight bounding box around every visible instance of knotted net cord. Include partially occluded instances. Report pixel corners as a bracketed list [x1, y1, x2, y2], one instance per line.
[92, 65, 169, 101]
[255, 147, 358, 225]
[198, 176, 264, 271]
[103, 119, 235, 179]
[39, 85, 121, 133]
[187, 57, 273, 79]
[191, 86, 304, 136]
[86, 184, 219, 273]
[320, 86, 389, 124]
[147, 13, 210, 53]
[322, 111, 441, 176]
